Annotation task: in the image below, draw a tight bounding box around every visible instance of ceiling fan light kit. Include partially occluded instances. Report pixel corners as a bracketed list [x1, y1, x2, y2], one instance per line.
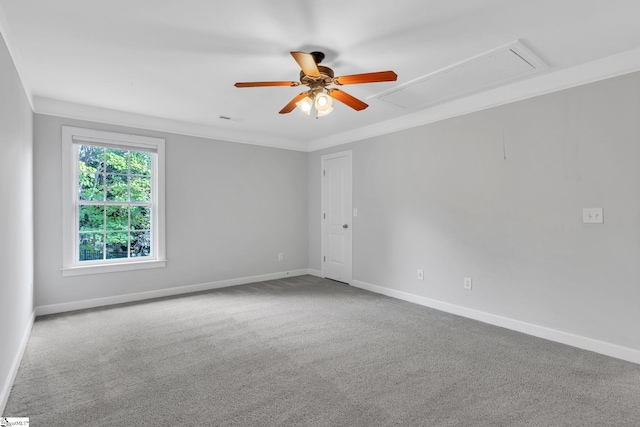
[235, 51, 397, 117]
[294, 91, 334, 118]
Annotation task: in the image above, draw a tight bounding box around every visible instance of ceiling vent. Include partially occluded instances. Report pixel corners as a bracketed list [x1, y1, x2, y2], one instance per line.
[373, 40, 547, 109]
[219, 115, 244, 122]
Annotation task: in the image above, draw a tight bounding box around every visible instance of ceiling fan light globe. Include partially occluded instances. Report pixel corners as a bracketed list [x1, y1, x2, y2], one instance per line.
[317, 106, 334, 117]
[296, 96, 313, 114]
[315, 93, 333, 111]
[317, 95, 328, 107]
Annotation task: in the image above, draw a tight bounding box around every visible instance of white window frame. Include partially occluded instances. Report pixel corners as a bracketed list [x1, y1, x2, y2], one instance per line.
[62, 126, 166, 276]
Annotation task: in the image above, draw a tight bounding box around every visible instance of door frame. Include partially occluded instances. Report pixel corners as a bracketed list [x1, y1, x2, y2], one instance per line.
[321, 150, 353, 284]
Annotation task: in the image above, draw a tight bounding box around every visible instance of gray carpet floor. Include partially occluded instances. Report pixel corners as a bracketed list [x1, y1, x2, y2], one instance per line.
[5, 275, 640, 426]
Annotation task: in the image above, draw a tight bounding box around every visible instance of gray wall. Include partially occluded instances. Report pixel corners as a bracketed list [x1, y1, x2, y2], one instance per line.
[34, 114, 308, 307]
[0, 34, 34, 410]
[309, 72, 640, 351]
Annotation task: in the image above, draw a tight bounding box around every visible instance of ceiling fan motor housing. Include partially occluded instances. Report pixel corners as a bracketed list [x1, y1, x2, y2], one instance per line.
[300, 66, 334, 88]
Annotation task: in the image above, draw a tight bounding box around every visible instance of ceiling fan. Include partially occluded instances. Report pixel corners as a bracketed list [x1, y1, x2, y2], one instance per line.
[234, 51, 397, 117]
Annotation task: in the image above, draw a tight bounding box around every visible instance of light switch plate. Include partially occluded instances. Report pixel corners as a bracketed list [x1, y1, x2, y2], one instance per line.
[583, 208, 603, 224]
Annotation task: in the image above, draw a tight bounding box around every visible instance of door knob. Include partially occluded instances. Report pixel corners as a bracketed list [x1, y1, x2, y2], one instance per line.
[343, 224, 348, 229]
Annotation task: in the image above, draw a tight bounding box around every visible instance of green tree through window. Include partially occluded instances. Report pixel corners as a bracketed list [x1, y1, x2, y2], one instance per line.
[77, 144, 153, 261]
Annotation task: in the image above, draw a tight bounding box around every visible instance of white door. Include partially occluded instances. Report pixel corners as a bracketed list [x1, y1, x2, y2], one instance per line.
[321, 151, 352, 283]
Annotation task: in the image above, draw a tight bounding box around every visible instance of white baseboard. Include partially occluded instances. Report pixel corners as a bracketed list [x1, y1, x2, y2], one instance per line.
[352, 280, 640, 365]
[0, 310, 35, 416]
[35, 269, 310, 316]
[308, 269, 323, 278]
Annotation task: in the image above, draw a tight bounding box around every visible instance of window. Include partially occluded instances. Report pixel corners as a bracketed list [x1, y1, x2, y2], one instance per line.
[62, 127, 166, 276]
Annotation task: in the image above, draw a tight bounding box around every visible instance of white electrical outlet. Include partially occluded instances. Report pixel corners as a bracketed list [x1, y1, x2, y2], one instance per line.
[278, 253, 283, 261]
[417, 269, 424, 280]
[353, 208, 358, 217]
[464, 277, 472, 290]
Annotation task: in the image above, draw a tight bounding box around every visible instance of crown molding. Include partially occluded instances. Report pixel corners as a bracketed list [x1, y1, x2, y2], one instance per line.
[33, 97, 306, 151]
[307, 46, 640, 151]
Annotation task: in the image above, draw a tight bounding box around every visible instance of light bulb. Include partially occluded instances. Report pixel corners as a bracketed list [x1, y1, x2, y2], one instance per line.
[314, 93, 333, 112]
[296, 96, 313, 115]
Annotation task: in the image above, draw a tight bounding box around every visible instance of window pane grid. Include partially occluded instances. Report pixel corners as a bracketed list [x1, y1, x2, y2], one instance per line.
[79, 201, 151, 206]
[76, 143, 153, 263]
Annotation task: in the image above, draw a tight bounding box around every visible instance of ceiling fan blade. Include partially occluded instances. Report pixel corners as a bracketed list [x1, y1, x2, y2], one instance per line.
[279, 92, 309, 114]
[327, 88, 368, 111]
[235, 81, 299, 88]
[290, 51, 320, 77]
[334, 71, 398, 85]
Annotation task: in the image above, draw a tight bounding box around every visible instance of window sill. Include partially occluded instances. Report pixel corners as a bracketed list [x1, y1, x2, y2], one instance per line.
[62, 259, 167, 277]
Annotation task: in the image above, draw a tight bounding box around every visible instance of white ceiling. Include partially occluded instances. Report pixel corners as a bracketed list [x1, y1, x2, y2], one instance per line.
[2, 1, 640, 151]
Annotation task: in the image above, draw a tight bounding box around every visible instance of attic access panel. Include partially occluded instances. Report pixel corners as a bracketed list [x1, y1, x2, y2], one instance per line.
[374, 41, 547, 109]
